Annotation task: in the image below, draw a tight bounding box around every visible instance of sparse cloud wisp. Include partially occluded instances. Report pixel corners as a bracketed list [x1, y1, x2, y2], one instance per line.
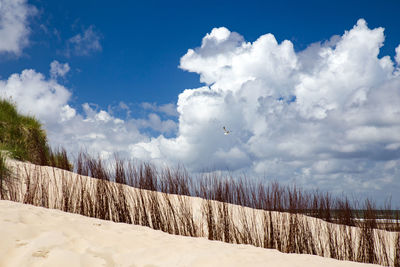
[50, 60, 70, 79]
[65, 25, 102, 57]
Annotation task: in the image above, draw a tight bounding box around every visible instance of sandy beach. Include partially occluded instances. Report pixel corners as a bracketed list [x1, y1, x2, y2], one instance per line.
[0, 200, 382, 267]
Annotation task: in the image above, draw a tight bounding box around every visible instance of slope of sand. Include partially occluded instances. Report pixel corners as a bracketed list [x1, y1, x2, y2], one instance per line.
[0, 200, 380, 267]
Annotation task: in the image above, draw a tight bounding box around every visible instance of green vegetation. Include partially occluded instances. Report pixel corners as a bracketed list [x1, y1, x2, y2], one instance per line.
[0, 98, 49, 164]
[0, 98, 72, 170]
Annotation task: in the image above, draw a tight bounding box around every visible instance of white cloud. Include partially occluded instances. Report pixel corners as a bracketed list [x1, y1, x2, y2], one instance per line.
[141, 102, 179, 117]
[60, 105, 76, 122]
[158, 103, 179, 117]
[0, 61, 176, 160]
[0, 68, 72, 123]
[134, 113, 177, 134]
[66, 25, 102, 56]
[0, 63, 130, 158]
[127, 19, 400, 200]
[54, 103, 148, 159]
[119, 101, 129, 110]
[395, 45, 400, 66]
[295, 19, 390, 120]
[0, 0, 36, 55]
[50, 60, 70, 78]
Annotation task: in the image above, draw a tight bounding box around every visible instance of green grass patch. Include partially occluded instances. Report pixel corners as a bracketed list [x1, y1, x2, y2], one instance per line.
[0, 98, 49, 164]
[0, 98, 72, 170]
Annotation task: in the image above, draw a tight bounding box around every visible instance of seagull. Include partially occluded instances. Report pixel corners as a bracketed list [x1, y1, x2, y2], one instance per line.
[223, 126, 231, 135]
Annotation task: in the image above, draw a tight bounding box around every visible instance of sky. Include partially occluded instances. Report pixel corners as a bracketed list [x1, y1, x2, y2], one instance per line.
[1, 0, 400, 204]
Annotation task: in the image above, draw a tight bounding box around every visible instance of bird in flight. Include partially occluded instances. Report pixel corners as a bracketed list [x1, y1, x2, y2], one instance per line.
[223, 126, 231, 135]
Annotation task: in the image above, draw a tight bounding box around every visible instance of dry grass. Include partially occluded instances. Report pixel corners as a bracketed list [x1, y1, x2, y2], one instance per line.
[1, 154, 399, 266]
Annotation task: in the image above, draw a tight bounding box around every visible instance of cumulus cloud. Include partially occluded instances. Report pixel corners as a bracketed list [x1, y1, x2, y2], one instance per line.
[0, 61, 172, 159]
[66, 25, 102, 56]
[0, 0, 36, 55]
[128, 19, 400, 199]
[50, 60, 70, 78]
[0, 68, 72, 123]
[51, 103, 148, 159]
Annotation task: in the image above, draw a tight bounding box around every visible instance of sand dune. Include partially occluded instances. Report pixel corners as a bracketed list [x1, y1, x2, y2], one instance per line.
[1, 159, 398, 266]
[0, 200, 381, 267]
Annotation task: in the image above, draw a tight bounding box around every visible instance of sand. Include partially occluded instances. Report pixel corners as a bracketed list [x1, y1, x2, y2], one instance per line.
[0, 200, 381, 267]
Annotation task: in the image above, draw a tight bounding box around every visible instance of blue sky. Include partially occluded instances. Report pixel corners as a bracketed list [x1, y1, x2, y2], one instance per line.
[2, 0, 400, 107]
[1, 0, 400, 203]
